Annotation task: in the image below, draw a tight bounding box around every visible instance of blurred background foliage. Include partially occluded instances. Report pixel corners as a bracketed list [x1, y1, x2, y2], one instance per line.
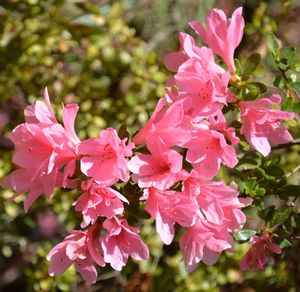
[0, 0, 300, 291]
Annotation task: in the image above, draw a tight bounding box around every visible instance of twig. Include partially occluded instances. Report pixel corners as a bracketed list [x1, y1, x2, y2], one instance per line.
[285, 164, 300, 178]
[271, 138, 300, 150]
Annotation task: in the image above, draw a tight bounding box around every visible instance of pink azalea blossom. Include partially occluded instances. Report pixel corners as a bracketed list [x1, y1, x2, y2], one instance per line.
[74, 179, 129, 227]
[101, 217, 149, 271]
[169, 58, 231, 119]
[239, 94, 295, 157]
[185, 129, 238, 179]
[128, 139, 184, 190]
[209, 111, 240, 145]
[47, 224, 104, 283]
[132, 97, 191, 147]
[2, 89, 80, 211]
[24, 88, 57, 125]
[180, 219, 234, 272]
[141, 187, 199, 244]
[182, 172, 251, 230]
[164, 32, 225, 75]
[240, 232, 282, 271]
[179, 171, 251, 272]
[189, 7, 245, 72]
[78, 128, 134, 186]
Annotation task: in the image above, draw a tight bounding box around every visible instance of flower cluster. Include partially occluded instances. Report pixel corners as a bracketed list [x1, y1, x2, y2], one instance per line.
[2, 6, 295, 284]
[2, 90, 148, 283]
[128, 6, 293, 272]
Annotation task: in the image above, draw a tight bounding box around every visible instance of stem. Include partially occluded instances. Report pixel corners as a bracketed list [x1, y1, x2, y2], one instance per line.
[285, 164, 300, 178]
[271, 139, 300, 150]
[278, 67, 300, 100]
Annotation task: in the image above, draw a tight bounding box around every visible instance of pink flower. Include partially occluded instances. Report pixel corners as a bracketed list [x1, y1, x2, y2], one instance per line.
[47, 224, 104, 283]
[180, 172, 252, 272]
[132, 97, 191, 147]
[2, 90, 80, 211]
[128, 139, 184, 190]
[185, 129, 238, 179]
[190, 7, 245, 72]
[239, 94, 295, 157]
[183, 173, 251, 231]
[74, 179, 129, 227]
[180, 219, 234, 272]
[209, 111, 240, 145]
[240, 232, 282, 271]
[78, 128, 134, 186]
[164, 32, 225, 75]
[101, 217, 149, 271]
[171, 58, 231, 119]
[141, 187, 199, 244]
[24, 88, 57, 125]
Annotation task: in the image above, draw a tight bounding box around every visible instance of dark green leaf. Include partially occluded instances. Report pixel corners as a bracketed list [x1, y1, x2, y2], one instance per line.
[244, 53, 261, 75]
[267, 32, 280, 58]
[273, 75, 286, 88]
[244, 178, 257, 194]
[259, 205, 275, 220]
[248, 82, 268, 94]
[279, 57, 290, 70]
[118, 124, 129, 140]
[271, 207, 293, 225]
[281, 47, 296, 64]
[277, 185, 300, 199]
[294, 213, 300, 228]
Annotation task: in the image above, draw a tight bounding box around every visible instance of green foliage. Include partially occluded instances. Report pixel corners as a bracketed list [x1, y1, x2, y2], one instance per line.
[233, 230, 257, 242]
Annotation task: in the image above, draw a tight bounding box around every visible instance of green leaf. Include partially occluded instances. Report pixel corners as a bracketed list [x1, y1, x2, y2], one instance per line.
[118, 124, 129, 140]
[259, 205, 275, 220]
[277, 185, 300, 199]
[281, 46, 296, 64]
[281, 96, 300, 112]
[234, 58, 243, 75]
[271, 207, 293, 225]
[267, 32, 280, 58]
[244, 53, 261, 75]
[239, 140, 251, 152]
[279, 238, 292, 249]
[236, 161, 258, 171]
[294, 213, 300, 228]
[244, 178, 257, 194]
[279, 57, 290, 70]
[246, 82, 268, 97]
[233, 229, 257, 242]
[292, 82, 300, 89]
[273, 75, 286, 88]
[255, 187, 266, 197]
